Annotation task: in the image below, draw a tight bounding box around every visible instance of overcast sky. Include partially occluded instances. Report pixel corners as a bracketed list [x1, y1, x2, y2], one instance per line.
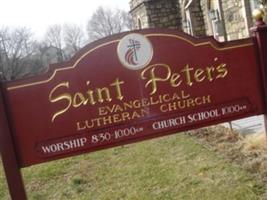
[0, 0, 130, 38]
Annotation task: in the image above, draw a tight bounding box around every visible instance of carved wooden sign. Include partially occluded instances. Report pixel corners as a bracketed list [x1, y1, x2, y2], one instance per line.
[1, 27, 267, 199]
[2, 29, 264, 167]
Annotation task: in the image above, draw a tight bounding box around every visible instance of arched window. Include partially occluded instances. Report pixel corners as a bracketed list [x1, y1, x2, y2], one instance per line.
[181, 0, 206, 37]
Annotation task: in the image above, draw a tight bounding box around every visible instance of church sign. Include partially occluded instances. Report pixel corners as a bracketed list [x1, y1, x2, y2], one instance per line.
[1, 26, 267, 199]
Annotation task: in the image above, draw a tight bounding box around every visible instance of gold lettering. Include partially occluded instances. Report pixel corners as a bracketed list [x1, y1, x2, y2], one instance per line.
[163, 94, 171, 102]
[102, 115, 113, 125]
[87, 90, 96, 105]
[168, 102, 177, 111]
[150, 96, 160, 105]
[141, 98, 150, 107]
[160, 104, 168, 112]
[86, 81, 96, 105]
[181, 90, 190, 99]
[194, 69, 205, 82]
[123, 102, 133, 110]
[141, 64, 171, 95]
[203, 95, 211, 104]
[170, 73, 182, 87]
[121, 112, 131, 121]
[133, 100, 141, 108]
[114, 105, 124, 112]
[206, 67, 215, 81]
[98, 106, 108, 116]
[132, 111, 141, 119]
[86, 119, 95, 129]
[113, 114, 122, 123]
[49, 82, 72, 122]
[216, 64, 228, 79]
[181, 64, 194, 86]
[172, 93, 180, 101]
[76, 121, 86, 131]
[106, 105, 116, 113]
[187, 98, 196, 107]
[110, 78, 124, 100]
[140, 108, 149, 116]
[177, 100, 186, 109]
[96, 87, 112, 103]
[195, 97, 203, 105]
[94, 118, 102, 127]
[73, 93, 87, 108]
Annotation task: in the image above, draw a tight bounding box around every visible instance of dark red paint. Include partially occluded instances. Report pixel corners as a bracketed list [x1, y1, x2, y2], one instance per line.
[1, 27, 267, 200]
[2, 29, 265, 167]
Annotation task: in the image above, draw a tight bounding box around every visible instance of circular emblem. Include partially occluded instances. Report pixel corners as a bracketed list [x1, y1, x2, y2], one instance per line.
[117, 33, 153, 70]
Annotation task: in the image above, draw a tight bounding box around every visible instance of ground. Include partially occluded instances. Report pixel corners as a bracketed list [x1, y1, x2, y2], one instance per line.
[0, 127, 267, 200]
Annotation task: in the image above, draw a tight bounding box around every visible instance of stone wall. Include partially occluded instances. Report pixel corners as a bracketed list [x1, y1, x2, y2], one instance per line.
[130, 1, 149, 29]
[130, 0, 256, 40]
[130, 0, 181, 29]
[200, 0, 212, 36]
[185, 1, 206, 37]
[221, 0, 250, 40]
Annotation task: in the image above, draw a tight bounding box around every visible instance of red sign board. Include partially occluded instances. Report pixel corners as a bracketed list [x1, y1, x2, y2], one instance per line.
[1, 29, 265, 168]
[2, 24, 267, 199]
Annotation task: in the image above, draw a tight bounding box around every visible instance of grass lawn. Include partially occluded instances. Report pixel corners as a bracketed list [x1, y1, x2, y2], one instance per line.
[0, 133, 266, 200]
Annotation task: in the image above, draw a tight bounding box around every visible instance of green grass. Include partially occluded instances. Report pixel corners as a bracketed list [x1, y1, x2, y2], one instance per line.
[0, 133, 266, 200]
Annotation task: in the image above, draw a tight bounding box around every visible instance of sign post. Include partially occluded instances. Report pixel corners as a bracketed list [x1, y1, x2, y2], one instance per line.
[1, 17, 267, 199]
[251, 13, 267, 136]
[0, 86, 27, 199]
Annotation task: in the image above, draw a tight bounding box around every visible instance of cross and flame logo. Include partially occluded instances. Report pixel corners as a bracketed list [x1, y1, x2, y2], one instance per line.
[118, 33, 153, 70]
[125, 39, 141, 66]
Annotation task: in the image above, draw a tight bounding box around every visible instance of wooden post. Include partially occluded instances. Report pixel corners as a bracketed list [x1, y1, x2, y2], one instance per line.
[0, 84, 27, 200]
[251, 11, 267, 136]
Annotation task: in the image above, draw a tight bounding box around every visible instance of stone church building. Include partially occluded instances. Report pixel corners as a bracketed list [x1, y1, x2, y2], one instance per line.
[129, 0, 261, 41]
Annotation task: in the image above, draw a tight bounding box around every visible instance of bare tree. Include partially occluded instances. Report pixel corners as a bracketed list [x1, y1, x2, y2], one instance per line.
[44, 24, 65, 62]
[0, 24, 86, 81]
[63, 24, 85, 58]
[87, 6, 133, 41]
[0, 27, 42, 80]
[44, 24, 86, 61]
